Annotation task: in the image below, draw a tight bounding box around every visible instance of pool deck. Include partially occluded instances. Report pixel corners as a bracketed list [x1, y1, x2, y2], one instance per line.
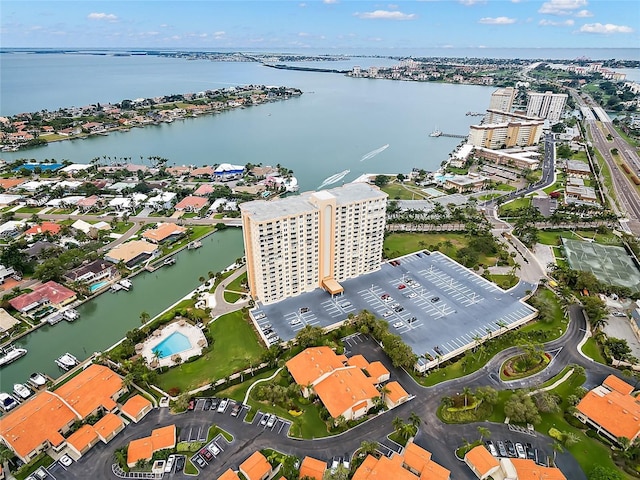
[140, 321, 207, 368]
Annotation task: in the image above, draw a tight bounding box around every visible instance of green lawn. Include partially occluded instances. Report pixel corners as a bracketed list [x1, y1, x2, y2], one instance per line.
[384, 232, 467, 258]
[223, 291, 243, 303]
[495, 183, 517, 191]
[216, 368, 279, 403]
[227, 272, 248, 292]
[580, 337, 607, 364]
[571, 151, 589, 162]
[498, 197, 531, 215]
[381, 182, 428, 200]
[487, 274, 518, 290]
[155, 310, 265, 393]
[537, 229, 623, 247]
[543, 181, 563, 194]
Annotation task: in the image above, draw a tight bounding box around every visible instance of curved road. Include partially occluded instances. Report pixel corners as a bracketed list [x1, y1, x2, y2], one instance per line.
[64, 304, 623, 480]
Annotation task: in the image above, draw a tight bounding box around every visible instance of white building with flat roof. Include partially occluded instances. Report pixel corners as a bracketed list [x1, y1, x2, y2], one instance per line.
[240, 183, 387, 304]
[488, 87, 516, 112]
[469, 119, 544, 149]
[526, 91, 568, 123]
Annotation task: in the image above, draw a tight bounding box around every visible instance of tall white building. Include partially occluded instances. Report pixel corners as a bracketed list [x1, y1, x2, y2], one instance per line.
[468, 119, 544, 149]
[488, 87, 516, 112]
[240, 183, 387, 304]
[526, 91, 568, 123]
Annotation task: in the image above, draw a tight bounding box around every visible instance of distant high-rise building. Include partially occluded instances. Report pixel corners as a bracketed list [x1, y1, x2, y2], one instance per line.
[240, 183, 387, 304]
[526, 91, 568, 123]
[488, 87, 516, 112]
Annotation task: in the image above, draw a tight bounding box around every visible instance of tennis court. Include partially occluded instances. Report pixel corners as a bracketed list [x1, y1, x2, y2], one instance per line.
[562, 238, 640, 293]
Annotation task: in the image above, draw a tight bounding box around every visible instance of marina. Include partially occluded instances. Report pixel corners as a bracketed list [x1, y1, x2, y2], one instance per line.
[55, 352, 79, 371]
[28, 372, 47, 388]
[0, 392, 18, 412]
[0, 344, 28, 367]
[13, 383, 32, 400]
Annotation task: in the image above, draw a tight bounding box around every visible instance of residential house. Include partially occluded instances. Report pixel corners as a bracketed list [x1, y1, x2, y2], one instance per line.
[127, 425, 176, 467]
[174, 195, 208, 213]
[66, 425, 100, 458]
[465, 445, 566, 480]
[92, 413, 125, 444]
[214, 163, 244, 181]
[9, 281, 77, 314]
[23, 222, 62, 239]
[0, 265, 17, 285]
[190, 166, 215, 178]
[383, 381, 410, 409]
[142, 223, 187, 244]
[0, 178, 27, 190]
[239, 451, 272, 480]
[145, 192, 176, 211]
[65, 259, 118, 284]
[352, 441, 450, 480]
[0, 308, 20, 333]
[0, 194, 24, 206]
[120, 395, 153, 423]
[464, 445, 500, 479]
[22, 240, 58, 261]
[193, 183, 215, 196]
[0, 220, 25, 239]
[76, 195, 102, 212]
[575, 375, 640, 444]
[104, 240, 159, 268]
[70, 219, 110, 237]
[299, 456, 327, 480]
[565, 160, 592, 178]
[218, 470, 242, 480]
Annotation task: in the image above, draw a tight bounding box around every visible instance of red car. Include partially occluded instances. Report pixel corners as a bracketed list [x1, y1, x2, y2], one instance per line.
[398, 284, 406, 290]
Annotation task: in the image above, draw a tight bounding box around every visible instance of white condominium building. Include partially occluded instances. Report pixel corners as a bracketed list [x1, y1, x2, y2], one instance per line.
[240, 183, 387, 304]
[488, 87, 516, 112]
[468, 119, 544, 149]
[526, 91, 568, 123]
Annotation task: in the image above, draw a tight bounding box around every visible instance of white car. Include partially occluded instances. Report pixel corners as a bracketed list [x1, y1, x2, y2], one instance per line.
[382, 310, 393, 318]
[207, 443, 221, 456]
[217, 399, 228, 413]
[164, 455, 175, 473]
[59, 455, 73, 467]
[393, 321, 403, 328]
[290, 318, 301, 325]
[407, 292, 417, 299]
[612, 311, 626, 317]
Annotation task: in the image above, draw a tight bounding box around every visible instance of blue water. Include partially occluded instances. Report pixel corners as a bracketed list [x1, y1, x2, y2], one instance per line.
[89, 281, 109, 293]
[13, 163, 63, 172]
[152, 331, 192, 359]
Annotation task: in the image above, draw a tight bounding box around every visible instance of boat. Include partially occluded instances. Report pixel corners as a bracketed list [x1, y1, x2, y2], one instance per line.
[187, 241, 202, 250]
[118, 279, 132, 291]
[110, 283, 123, 292]
[47, 313, 64, 325]
[0, 345, 28, 367]
[0, 393, 18, 412]
[164, 257, 176, 266]
[13, 383, 32, 400]
[429, 129, 442, 137]
[28, 372, 47, 388]
[63, 308, 80, 322]
[55, 352, 78, 371]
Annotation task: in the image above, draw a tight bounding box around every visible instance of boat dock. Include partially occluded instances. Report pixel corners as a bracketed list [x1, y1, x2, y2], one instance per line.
[430, 130, 467, 139]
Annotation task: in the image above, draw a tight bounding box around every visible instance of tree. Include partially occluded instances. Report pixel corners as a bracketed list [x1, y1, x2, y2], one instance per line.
[409, 412, 421, 429]
[358, 440, 379, 457]
[588, 465, 625, 480]
[562, 431, 580, 447]
[504, 390, 541, 424]
[392, 416, 404, 433]
[139, 311, 150, 326]
[294, 325, 324, 349]
[534, 391, 560, 413]
[323, 464, 350, 480]
[477, 426, 491, 442]
[373, 175, 390, 188]
[583, 296, 607, 329]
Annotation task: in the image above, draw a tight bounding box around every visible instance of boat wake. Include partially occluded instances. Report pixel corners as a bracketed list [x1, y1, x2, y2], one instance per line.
[360, 144, 389, 162]
[318, 169, 350, 189]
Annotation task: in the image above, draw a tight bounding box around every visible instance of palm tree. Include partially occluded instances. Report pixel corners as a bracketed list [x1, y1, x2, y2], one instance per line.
[392, 416, 404, 433]
[477, 426, 491, 442]
[358, 440, 379, 457]
[562, 431, 580, 447]
[551, 441, 564, 465]
[409, 412, 421, 429]
[462, 387, 473, 408]
[139, 310, 150, 326]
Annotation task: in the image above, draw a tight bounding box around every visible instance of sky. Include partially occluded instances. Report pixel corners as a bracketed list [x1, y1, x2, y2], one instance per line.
[1, 0, 638, 51]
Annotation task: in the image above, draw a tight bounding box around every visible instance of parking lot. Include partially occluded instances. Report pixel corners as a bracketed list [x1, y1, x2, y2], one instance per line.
[252, 251, 537, 361]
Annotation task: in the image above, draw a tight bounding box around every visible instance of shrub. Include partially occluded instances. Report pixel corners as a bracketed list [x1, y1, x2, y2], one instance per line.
[548, 427, 563, 441]
[168, 387, 181, 396]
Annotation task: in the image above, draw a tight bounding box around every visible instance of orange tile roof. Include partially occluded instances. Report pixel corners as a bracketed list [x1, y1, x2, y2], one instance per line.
[403, 442, 432, 472]
[0, 178, 26, 189]
[9, 281, 76, 311]
[127, 425, 176, 466]
[0, 391, 77, 460]
[217, 469, 241, 480]
[313, 367, 380, 419]
[54, 364, 123, 419]
[510, 458, 566, 480]
[142, 223, 186, 243]
[352, 455, 417, 480]
[174, 195, 208, 210]
[577, 386, 640, 440]
[66, 424, 98, 453]
[121, 395, 152, 420]
[347, 354, 369, 369]
[465, 446, 499, 477]
[239, 451, 272, 480]
[93, 413, 124, 440]
[286, 346, 346, 387]
[603, 375, 634, 395]
[385, 381, 409, 404]
[24, 222, 62, 236]
[299, 456, 326, 480]
[366, 361, 389, 381]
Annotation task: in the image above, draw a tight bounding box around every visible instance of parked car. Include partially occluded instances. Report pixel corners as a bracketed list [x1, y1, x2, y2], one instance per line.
[194, 455, 207, 468]
[505, 440, 516, 457]
[612, 311, 626, 317]
[485, 441, 498, 457]
[175, 456, 185, 472]
[200, 449, 213, 461]
[165, 455, 175, 473]
[515, 443, 526, 459]
[261, 414, 270, 426]
[59, 455, 73, 467]
[217, 399, 228, 413]
[267, 415, 277, 428]
[407, 292, 417, 298]
[340, 301, 351, 308]
[187, 399, 195, 411]
[260, 323, 272, 330]
[497, 441, 507, 457]
[231, 404, 241, 416]
[431, 296, 440, 302]
[394, 306, 404, 312]
[393, 321, 403, 328]
[300, 307, 310, 313]
[383, 310, 393, 318]
[208, 443, 221, 456]
[398, 284, 406, 290]
[210, 398, 219, 410]
[408, 317, 417, 324]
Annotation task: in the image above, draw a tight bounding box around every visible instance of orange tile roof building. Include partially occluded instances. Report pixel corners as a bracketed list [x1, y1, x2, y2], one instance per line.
[464, 446, 566, 480]
[239, 451, 272, 480]
[218, 470, 241, 480]
[510, 458, 566, 480]
[464, 446, 500, 479]
[0, 365, 126, 463]
[287, 347, 396, 421]
[66, 424, 100, 457]
[352, 441, 450, 480]
[299, 456, 327, 480]
[576, 374, 640, 444]
[24, 222, 62, 237]
[383, 381, 410, 409]
[120, 395, 153, 423]
[174, 195, 208, 212]
[127, 425, 176, 467]
[9, 280, 77, 313]
[142, 223, 186, 244]
[54, 364, 124, 419]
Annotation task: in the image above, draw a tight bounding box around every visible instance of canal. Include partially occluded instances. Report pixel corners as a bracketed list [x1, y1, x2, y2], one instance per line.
[0, 228, 244, 392]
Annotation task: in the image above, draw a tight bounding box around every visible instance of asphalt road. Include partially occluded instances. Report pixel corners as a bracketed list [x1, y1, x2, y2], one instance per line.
[58, 304, 622, 480]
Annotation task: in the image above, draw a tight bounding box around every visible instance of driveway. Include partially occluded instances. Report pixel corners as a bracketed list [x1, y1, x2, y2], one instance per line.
[603, 314, 640, 360]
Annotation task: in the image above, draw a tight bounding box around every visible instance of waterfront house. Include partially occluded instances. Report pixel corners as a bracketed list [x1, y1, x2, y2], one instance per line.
[299, 456, 327, 480]
[0, 308, 20, 333]
[352, 441, 450, 480]
[190, 166, 215, 178]
[214, 163, 245, 181]
[104, 240, 159, 268]
[60, 164, 94, 177]
[92, 413, 125, 444]
[174, 195, 208, 213]
[9, 281, 76, 315]
[0, 178, 27, 190]
[127, 425, 176, 467]
[575, 374, 640, 445]
[142, 223, 187, 244]
[65, 259, 118, 284]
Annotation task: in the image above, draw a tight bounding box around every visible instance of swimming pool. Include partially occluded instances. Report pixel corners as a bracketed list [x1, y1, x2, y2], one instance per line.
[152, 332, 193, 359]
[90, 280, 109, 292]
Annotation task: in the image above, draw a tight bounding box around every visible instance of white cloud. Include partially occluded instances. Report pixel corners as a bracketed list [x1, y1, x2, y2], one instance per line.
[323, 0, 339, 3]
[539, 18, 574, 26]
[87, 12, 118, 22]
[538, 0, 587, 16]
[298, 2, 307, 6]
[579, 23, 634, 34]
[478, 16, 517, 25]
[298, 32, 310, 37]
[355, 10, 416, 20]
[459, 0, 486, 5]
[575, 9, 593, 17]
[214, 31, 225, 36]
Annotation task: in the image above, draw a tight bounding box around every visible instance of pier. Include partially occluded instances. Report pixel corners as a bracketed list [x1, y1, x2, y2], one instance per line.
[430, 130, 468, 139]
